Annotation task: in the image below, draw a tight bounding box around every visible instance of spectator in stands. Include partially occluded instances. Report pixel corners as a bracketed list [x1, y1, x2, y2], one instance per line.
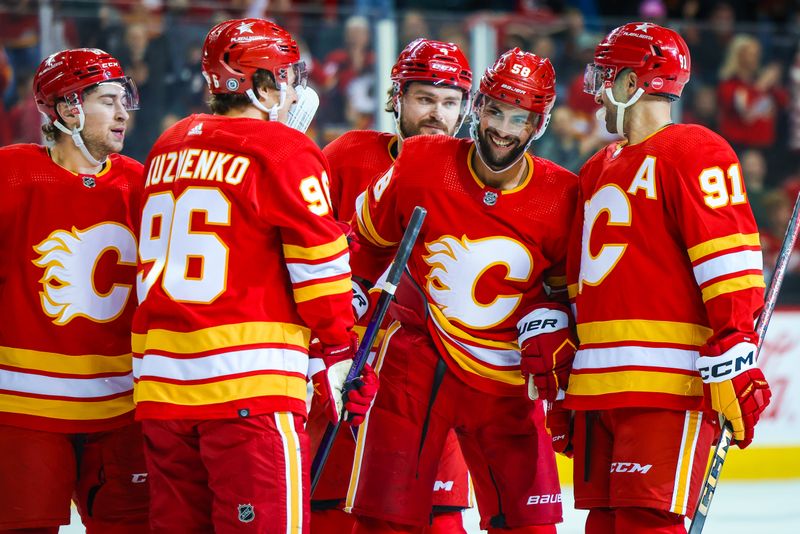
[8, 73, 40, 144]
[760, 189, 800, 276]
[535, 106, 591, 173]
[400, 10, 431, 46]
[0, 46, 11, 146]
[718, 34, 788, 152]
[788, 45, 800, 153]
[316, 14, 374, 128]
[438, 22, 469, 58]
[740, 149, 771, 229]
[117, 20, 173, 161]
[173, 42, 208, 116]
[682, 83, 719, 130]
[639, 0, 668, 25]
[685, 1, 737, 85]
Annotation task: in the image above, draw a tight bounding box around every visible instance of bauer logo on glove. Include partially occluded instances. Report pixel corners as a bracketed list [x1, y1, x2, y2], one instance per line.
[517, 303, 577, 403]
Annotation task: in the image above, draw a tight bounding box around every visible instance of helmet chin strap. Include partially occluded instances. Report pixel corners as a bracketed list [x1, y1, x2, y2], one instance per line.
[393, 97, 407, 143]
[247, 82, 289, 121]
[53, 106, 106, 168]
[604, 86, 644, 137]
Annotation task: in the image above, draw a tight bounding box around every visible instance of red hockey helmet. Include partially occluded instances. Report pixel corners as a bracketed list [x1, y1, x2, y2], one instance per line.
[584, 22, 690, 100]
[391, 38, 472, 93]
[202, 18, 304, 95]
[478, 48, 556, 115]
[33, 48, 139, 122]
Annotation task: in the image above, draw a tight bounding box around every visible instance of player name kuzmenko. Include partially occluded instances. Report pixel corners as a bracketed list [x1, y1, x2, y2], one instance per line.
[145, 149, 251, 187]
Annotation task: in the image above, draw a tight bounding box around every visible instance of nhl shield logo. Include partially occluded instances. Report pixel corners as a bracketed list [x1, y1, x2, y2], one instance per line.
[237, 503, 255, 523]
[82, 176, 96, 188]
[483, 190, 498, 206]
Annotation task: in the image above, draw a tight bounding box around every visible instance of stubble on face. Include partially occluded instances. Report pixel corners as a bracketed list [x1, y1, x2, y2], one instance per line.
[79, 84, 130, 159]
[397, 83, 463, 138]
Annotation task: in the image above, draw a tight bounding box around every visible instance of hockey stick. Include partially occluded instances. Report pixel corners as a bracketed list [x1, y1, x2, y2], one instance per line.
[310, 205, 427, 494]
[689, 191, 800, 534]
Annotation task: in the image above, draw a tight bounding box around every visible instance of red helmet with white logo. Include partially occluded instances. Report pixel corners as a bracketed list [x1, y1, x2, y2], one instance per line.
[202, 18, 303, 95]
[585, 22, 690, 100]
[478, 48, 556, 115]
[391, 39, 472, 93]
[33, 48, 138, 122]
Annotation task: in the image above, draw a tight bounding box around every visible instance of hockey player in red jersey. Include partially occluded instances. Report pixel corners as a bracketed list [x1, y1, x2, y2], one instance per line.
[0, 49, 149, 532]
[565, 22, 772, 533]
[132, 18, 378, 533]
[346, 48, 579, 534]
[311, 39, 475, 534]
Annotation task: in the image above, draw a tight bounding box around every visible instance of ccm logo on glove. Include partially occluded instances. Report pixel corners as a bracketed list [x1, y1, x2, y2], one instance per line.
[696, 344, 755, 382]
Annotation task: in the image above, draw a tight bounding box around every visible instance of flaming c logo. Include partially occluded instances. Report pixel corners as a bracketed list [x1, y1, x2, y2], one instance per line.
[32, 223, 137, 325]
[423, 235, 533, 329]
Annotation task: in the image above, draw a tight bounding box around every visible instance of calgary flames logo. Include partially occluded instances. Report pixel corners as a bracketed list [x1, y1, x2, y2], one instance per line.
[423, 235, 534, 329]
[32, 223, 137, 325]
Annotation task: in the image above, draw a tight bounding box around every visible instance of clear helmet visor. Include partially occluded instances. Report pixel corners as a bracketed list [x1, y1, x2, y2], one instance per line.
[63, 77, 140, 113]
[583, 63, 617, 97]
[96, 77, 140, 110]
[292, 61, 308, 89]
[474, 93, 547, 138]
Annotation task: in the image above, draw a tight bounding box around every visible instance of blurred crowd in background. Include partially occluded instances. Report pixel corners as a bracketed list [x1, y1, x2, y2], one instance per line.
[1, 0, 799, 298]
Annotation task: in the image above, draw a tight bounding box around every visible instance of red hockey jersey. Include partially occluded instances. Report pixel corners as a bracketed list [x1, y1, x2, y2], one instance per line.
[0, 144, 143, 433]
[324, 130, 397, 221]
[565, 124, 765, 412]
[133, 114, 354, 420]
[353, 136, 578, 396]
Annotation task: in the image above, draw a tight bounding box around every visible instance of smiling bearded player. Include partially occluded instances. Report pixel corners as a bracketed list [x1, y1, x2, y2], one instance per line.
[345, 48, 579, 534]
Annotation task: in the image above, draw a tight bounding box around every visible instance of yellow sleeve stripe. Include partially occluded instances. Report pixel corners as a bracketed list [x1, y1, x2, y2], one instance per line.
[687, 233, 761, 262]
[546, 275, 568, 288]
[134, 374, 307, 406]
[577, 319, 713, 347]
[293, 277, 352, 303]
[0, 392, 133, 420]
[357, 194, 398, 248]
[0, 346, 131, 375]
[283, 234, 348, 261]
[701, 274, 766, 303]
[567, 369, 703, 397]
[132, 321, 311, 355]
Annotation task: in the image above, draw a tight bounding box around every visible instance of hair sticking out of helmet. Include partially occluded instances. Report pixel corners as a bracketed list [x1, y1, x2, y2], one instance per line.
[584, 22, 690, 135]
[33, 48, 138, 166]
[471, 48, 556, 173]
[391, 38, 473, 138]
[202, 18, 305, 120]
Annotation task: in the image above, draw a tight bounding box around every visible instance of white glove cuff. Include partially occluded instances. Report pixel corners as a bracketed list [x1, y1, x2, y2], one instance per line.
[308, 357, 325, 378]
[352, 280, 370, 321]
[696, 342, 757, 384]
[517, 308, 569, 345]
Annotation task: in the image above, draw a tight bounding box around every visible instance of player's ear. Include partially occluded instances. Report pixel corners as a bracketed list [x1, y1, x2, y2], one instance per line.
[253, 70, 280, 109]
[625, 70, 638, 95]
[55, 101, 80, 128]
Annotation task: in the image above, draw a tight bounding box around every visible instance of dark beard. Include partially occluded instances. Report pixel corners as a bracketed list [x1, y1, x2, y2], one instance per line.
[399, 114, 452, 138]
[477, 131, 526, 171]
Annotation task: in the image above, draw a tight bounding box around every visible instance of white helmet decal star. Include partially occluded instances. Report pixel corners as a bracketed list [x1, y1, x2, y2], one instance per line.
[635, 23, 651, 33]
[236, 21, 255, 35]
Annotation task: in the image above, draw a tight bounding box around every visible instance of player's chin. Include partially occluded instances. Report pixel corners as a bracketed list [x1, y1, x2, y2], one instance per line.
[104, 138, 124, 155]
[419, 126, 448, 136]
